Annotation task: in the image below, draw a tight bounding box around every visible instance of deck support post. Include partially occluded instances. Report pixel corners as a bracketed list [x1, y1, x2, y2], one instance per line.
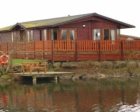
[120, 41, 124, 60]
[6, 42, 9, 53]
[42, 40, 45, 59]
[75, 40, 78, 61]
[55, 76, 59, 83]
[98, 41, 101, 61]
[33, 76, 37, 85]
[51, 40, 54, 65]
[34, 41, 36, 59]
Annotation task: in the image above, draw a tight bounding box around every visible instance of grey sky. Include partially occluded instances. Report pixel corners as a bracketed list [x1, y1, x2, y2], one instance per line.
[0, 0, 139, 36]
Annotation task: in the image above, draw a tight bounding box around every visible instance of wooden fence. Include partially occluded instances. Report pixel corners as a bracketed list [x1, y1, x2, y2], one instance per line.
[0, 40, 140, 61]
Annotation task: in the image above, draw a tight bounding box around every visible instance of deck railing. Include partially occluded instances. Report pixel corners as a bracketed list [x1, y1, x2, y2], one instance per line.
[0, 40, 140, 61]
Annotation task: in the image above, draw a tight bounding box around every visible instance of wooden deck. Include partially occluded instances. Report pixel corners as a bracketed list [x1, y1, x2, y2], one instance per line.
[15, 71, 75, 84]
[0, 40, 140, 61]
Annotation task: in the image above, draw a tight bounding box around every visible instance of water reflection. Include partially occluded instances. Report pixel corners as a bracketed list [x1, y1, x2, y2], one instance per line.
[0, 79, 140, 112]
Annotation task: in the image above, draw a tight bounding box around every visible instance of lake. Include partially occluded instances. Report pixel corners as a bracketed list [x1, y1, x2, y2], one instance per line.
[0, 78, 140, 112]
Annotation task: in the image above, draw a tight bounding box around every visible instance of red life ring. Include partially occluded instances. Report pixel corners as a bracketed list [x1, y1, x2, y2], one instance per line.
[0, 54, 9, 65]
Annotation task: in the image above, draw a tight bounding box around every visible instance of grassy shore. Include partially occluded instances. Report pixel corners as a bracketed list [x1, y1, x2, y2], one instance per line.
[9, 59, 140, 78]
[52, 60, 140, 79]
[11, 59, 42, 65]
[1, 59, 140, 83]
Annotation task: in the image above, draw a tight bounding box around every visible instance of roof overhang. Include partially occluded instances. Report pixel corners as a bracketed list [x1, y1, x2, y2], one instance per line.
[10, 23, 26, 31]
[0, 12, 135, 32]
[51, 13, 135, 29]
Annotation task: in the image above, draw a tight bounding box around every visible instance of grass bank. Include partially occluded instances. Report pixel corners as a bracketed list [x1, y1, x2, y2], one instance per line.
[52, 60, 140, 79]
[1, 59, 140, 83]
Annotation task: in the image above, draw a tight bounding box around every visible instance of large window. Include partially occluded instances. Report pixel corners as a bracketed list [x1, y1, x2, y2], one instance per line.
[92, 29, 101, 40]
[61, 30, 67, 40]
[70, 30, 75, 40]
[20, 30, 24, 41]
[27, 30, 34, 42]
[61, 29, 75, 40]
[104, 29, 110, 40]
[51, 29, 57, 40]
[39, 29, 47, 41]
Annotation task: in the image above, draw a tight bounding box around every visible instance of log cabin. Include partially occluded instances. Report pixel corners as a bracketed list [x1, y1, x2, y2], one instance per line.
[0, 13, 139, 61]
[0, 13, 135, 42]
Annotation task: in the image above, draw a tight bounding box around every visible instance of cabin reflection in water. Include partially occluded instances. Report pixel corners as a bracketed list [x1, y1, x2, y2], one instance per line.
[0, 80, 140, 112]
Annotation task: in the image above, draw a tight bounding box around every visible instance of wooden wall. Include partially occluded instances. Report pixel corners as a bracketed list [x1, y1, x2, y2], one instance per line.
[0, 15, 121, 43]
[0, 32, 12, 42]
[60, 16, 118, 40]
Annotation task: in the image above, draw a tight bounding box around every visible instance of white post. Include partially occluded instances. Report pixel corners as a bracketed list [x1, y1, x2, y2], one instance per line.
[55, 76, 59, 83]
[33, 76, 37, 85]
[27, 31, 30, 42]
[11, 32, 14, 42]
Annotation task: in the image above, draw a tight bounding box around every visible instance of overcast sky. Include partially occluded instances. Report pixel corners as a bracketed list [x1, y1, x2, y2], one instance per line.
[0, 0, 139, 36]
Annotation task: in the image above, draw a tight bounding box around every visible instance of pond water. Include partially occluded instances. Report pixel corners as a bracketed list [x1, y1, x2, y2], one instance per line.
[0, 79, 140, 112]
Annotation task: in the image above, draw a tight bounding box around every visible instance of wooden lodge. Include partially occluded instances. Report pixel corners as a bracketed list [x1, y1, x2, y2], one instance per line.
[0, 13, 140, 61]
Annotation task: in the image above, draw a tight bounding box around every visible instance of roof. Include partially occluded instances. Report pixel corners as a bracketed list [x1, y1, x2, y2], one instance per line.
[0, 13, 135, 32]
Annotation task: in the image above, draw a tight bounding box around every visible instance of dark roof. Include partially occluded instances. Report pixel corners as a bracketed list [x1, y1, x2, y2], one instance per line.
[0, 13, 135, 32]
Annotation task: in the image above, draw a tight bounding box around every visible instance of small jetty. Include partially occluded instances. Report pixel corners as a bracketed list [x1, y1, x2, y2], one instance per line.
[15, 71, 75, 84]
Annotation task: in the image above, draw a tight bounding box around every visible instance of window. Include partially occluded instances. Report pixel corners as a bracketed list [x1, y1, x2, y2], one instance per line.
[70, 30, 75, 40]
[61, 29, 75, 40]
[27, 30, 34, 42]
[117, 29, 120, 37]
[20, 30, 25, 41]
[12, 31, 19, 42]
[39, 30, 42, 41]
[61, 30, 67, 40]
[30, 30, 33, 41]
[51, 29, 57, 40]
[93, 29, 101, 40]
[110, 30, 115, 41]
[104, 29, 110, 40]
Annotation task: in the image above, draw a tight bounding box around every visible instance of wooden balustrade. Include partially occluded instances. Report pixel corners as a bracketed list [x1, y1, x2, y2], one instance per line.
[0, 40, 140, 61]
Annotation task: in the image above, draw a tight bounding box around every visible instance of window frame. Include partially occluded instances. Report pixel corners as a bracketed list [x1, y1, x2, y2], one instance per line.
[110, 29, 115, 41]
[92, 29, 101, 40]
[61, 29, 76, 40]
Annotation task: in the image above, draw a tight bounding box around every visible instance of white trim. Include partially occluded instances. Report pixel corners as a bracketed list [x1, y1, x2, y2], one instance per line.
[93, 29, 101, 40]
[11, 32, 14, 42]
[27, 31, 30, 42]
[44, 29, 47, 40]
[30, 30, 33, 41]
[111, 30, 115, 41]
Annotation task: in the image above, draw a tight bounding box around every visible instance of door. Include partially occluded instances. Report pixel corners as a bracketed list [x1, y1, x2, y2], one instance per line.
[104, 29, 110, 40]
[61, 29, 76, 40]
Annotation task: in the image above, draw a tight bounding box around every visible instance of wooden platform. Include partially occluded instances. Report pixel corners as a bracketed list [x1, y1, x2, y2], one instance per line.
[15, 71, 75, 84]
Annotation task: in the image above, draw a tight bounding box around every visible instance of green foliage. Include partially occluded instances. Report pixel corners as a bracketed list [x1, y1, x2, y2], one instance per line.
[12, 59, 42, 65]
[0, 67, 7, 76]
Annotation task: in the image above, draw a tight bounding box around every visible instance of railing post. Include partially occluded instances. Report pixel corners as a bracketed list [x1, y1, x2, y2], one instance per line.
[51, 40, 54, 65]
[42, 40, 45, 59]
[98, 41, 101, 61]
[120, 41, 124, 60]
[25, 42, 27, 59]
[75, 40, 78, 61]
[15, 42, 17, 58]
[34, 41, 36, 59]
[6, 42, 8, 54]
